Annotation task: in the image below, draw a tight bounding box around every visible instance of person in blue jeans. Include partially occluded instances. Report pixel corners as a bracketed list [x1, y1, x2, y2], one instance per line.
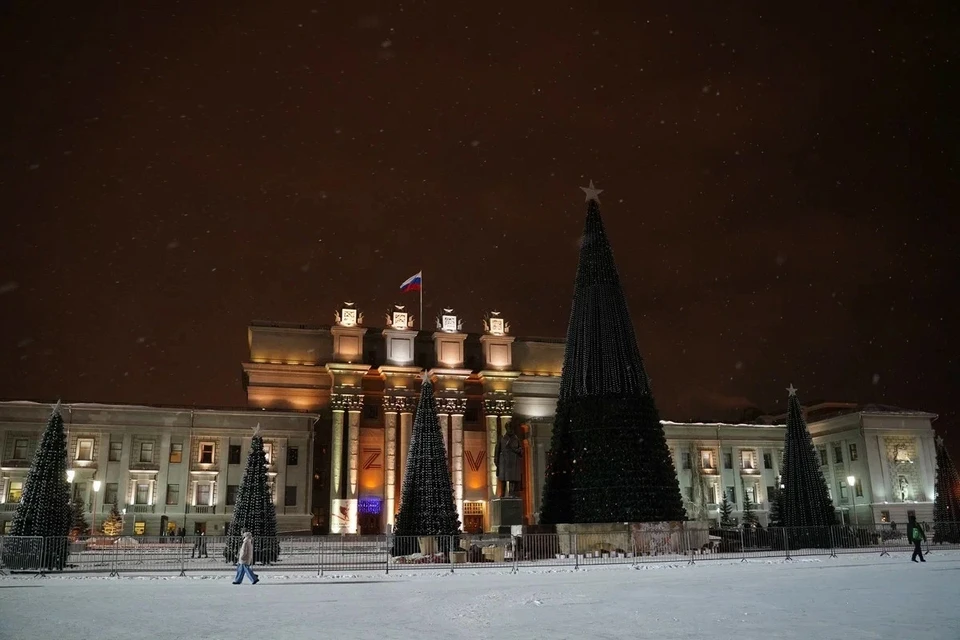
[233, 531, 260, 584]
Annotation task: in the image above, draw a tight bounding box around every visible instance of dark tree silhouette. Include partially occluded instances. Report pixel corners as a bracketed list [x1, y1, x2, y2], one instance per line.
[226, 425, 280, 564]
[540, 183, 684, 524]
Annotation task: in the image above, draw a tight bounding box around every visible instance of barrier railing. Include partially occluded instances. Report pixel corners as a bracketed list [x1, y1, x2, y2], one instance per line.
[0, 522, 955, 576]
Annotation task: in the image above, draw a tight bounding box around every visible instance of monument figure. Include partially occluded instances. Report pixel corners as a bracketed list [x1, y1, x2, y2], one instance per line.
[495, 422, 523, 498]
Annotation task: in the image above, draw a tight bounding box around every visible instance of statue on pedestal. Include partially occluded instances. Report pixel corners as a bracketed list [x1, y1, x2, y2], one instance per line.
[495, 422, 523, 498]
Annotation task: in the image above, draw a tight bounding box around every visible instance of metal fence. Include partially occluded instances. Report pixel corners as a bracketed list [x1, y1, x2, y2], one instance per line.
[1, 523, 957, 577]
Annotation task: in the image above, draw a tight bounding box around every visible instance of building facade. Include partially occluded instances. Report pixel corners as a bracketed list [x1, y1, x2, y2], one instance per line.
[0, 303, 940, 535]
[0, 403, 316, 536]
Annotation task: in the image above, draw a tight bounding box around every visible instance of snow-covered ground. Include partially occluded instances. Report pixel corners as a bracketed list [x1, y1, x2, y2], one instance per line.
[1, 552, 957, 639]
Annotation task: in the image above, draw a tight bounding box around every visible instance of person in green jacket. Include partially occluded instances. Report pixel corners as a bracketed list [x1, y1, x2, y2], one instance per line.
[907, 514, 926, 563]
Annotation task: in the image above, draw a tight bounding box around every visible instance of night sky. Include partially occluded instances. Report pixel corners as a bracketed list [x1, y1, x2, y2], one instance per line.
[1, 3, 956, 452]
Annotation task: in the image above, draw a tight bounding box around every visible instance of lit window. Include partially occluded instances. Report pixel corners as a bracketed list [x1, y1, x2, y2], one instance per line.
[13, 439, 28, 460]
[699, 450, 715, 470]
[7, 481, 24, 503]
[745, 485, 756, 503]
[135, 483, 150, 505]
[199, 442, 215, 464]
[263, 443, 273, 465]
[139, 442, 154, 463]
[195, 484, 211, 506]
[169, 443, 183, 463]
[855, 478, 863, 498]
[740, 450, 755, 470]
[76, 438, 94, 461]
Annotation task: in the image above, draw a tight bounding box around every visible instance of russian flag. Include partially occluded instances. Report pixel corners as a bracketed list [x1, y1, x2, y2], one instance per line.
[400, 271, 422, 292]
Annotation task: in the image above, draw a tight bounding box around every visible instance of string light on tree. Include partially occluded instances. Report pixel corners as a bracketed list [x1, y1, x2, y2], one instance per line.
[539, 181, 685, 525]
[226, 423, 280, 564]
[6, 401, 72, 570]
[779, 384, 836, 530]
[392, 373, 461, 556]
[932, 435, 960, 544]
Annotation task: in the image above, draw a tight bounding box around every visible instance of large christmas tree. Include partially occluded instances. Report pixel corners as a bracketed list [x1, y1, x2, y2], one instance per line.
[932, 435, 960, 544]
[539, 182, 685, 524]
[226, 425, 279, 563]
[779, 385, 835, 528]
[392, 373, 461, 554]
[7, 402, 72, 570]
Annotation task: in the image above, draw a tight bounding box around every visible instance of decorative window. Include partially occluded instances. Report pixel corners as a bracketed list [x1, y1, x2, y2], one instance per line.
[744, 485, 756, 503]
[228, 445, 241, 465]
[740, 450, 755, 470]
[109, 441, 122, 462]
[199, 442, 215, 464]
[725, 486, 736, 504]
[263, 443, 273, 465]
[699, 450, 715, 470]
[195, 484, 212, 506]
[166, 484, 180, 505]
[139, 442, 154, 463]
[286, 447, 299, 466]
[135, 483, 150, 505]
[13, 439, 28, 460]
[838, 483, 848, 501]
[818, 448, 828, 466]
[880, 510, 890, 523]
[226, 485, 239, 506]
[763, 452, 773, 469]
[681, 452, 691, 470]
[855, 478, 863, 498]
[723, 452, 733, 469]
[76, 438, 94, 461]
[849, 443, 858, 461]
[104, 483, 118, 505]
[169, 443, 183, 463]
[834, 445, 843, 464]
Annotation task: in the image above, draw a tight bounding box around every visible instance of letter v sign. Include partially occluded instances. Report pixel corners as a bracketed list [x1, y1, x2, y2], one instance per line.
[465, 449, 485, 472]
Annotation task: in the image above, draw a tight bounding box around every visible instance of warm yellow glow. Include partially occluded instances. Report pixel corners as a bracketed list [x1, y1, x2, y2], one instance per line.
[92, 480, 102, 492]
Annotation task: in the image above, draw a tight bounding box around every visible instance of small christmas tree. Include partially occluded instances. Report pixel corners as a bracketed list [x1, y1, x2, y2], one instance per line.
[539, 183, 685, 524]
[719, 495, 734, 527]
[392, 373, 461, 556]
[5, 402, 71, 570]
[741, 489, 759, 528]
[768, 486, 783, 527]
[779, 385, 836, 528]
[227, 425, 280, 563]
[933, 435, 960, 544]
[68, 497, 89, 540]
[101, 502, 123, 536]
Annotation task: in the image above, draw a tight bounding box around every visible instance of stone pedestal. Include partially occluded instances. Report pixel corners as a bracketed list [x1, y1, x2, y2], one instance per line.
[491, 498, 523, 530]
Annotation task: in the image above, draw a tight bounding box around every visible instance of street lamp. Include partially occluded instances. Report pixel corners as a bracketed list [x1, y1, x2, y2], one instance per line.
[66, 469, 75, 484]
[121, 508, 127, 537]
[847, 475, 858, 527]
[91, 480, 102, 535]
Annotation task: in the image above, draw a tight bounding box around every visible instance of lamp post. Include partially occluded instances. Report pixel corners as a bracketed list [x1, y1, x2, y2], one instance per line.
[847, 475, 858, 527]
[91, 480, 102, 535]
[121, 508, 127, 537]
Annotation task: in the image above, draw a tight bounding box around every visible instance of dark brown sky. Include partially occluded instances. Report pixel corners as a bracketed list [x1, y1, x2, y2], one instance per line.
[1, 2, 957, 451]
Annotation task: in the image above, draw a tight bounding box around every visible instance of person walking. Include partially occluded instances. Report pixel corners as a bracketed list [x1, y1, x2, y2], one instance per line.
[233, 531, 259, 584]
[907, 514, 926, 563]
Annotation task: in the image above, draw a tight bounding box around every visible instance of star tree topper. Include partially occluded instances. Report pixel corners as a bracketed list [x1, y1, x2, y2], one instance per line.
[252, 423, 262, 438]
[580, 180, 603, 203]
[787, 384, 798, 397]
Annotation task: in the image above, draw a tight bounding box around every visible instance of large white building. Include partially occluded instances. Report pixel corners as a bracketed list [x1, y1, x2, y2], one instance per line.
[0, 304, 940, 535]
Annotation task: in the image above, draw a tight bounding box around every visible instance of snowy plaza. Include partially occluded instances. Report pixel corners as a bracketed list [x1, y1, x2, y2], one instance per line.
[1, 552, 958, 640]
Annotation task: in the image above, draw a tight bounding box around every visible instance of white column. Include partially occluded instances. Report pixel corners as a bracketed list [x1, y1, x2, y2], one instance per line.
[119, 433, 133, 509]
[330, 409, 345, 503]
[347, 410, 361, 500]
[914, 436, 934, 502]
[399, 411, 414, 490]
[486, 414, 499, 504]
[0, 477, 8, 503]
[438, 413, 450, 460]
[451, 413, 464, 520]
[385, 410, 398, 528]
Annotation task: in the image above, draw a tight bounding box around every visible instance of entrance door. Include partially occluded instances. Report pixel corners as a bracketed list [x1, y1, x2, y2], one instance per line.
[358, 512, 381, 535]
[464, 514, 483, 534]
